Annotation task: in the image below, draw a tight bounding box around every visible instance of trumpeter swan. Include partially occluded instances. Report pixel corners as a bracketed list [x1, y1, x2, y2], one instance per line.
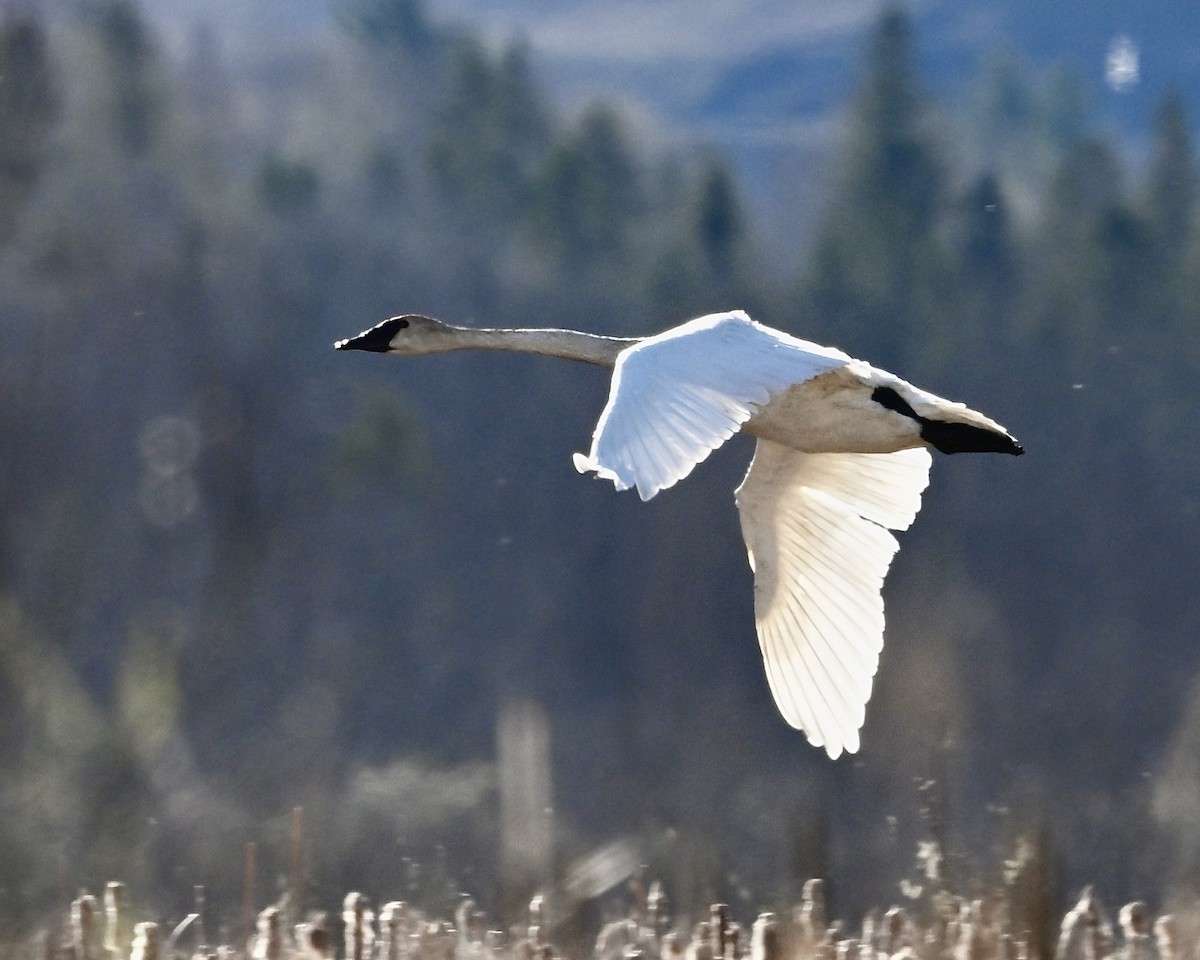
[335, 310, 1022, 757]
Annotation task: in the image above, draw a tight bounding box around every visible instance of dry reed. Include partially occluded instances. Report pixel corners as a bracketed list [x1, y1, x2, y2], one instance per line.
[13, 878, 1185, 960]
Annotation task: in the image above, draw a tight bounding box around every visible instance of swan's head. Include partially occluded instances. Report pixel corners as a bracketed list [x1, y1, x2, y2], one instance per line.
[334, 315, 455, 355]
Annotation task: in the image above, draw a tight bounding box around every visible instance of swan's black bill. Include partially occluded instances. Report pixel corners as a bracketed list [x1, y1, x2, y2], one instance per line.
[334, 317, 408, 352]
[871, 386, 1024, 456]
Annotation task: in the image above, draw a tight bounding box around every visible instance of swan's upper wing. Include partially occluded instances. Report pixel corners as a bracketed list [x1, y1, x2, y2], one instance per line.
[573, 311, 850, 500]
[734, 440, 932, 758]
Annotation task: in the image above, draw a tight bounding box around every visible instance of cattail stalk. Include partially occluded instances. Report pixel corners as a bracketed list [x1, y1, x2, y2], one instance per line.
[379, 902, 410, 960]
[250, 907, 282, 960]
[105, 882, 130, 960]
[131, 923, 159, 960]
[751, 914, 779, 960]
[72, 894, 100, 960]
[289, 808, 305, 926]
[343, 893, 374, 960]
[242, 843, 258, 949]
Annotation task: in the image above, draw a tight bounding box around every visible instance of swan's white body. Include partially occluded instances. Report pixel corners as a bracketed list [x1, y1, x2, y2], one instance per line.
[336, 310, 1022, 758]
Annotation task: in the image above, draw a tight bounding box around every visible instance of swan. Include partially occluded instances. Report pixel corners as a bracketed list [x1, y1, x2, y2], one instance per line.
[335, 310, 1022, 757]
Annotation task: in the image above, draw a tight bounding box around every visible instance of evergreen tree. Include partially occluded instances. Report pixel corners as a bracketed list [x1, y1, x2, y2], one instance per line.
[1145, 91, 1195, 261]
[958, 173, 1013, 283]
[952, 172, 1018, 362]
[1037, 66, 1087, 153]
[0, 14, 59, 245]
[97, 0, 162, 157]
[340, 0, 434, 52]
[847, 6, 941, 239]
[644, 156, 750, 320]
[257, 152, 321, 216]
[801, 5, 945, 366]
[428, 39, 550, 225]
[973, 53, 1035, 159]
[1033, 136, 1122, 340]
[1047, 138, 1123, 235]
[530, 105, 642, 272]
[1141, 93, 1196, 370]
[693, 156, 744, 286]
[968, 54, 1088, 204]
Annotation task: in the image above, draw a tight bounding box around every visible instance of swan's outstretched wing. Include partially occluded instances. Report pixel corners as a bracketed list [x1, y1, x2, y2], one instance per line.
[734, 440, 932, 758]
[573, 311, 850, 499]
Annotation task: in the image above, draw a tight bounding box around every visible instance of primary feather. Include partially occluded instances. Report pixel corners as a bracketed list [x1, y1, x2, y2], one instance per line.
[735, 444, 932, 756]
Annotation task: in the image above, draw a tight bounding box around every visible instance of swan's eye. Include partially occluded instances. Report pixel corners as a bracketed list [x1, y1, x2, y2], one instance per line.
[394, 317, 410, 330]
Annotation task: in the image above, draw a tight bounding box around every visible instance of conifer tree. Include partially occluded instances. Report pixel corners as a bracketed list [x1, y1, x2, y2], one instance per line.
[341, 0, 434, 52]
[1146, 91, 1195, 261]
[802, 5, 945, 367]
[0, 14, 59, 244]
[1140, 94, 1195, 398]
[693, 156, 744, 287]
[97, 0, 161, 157]
[428, 39, 549, 225]
[530, 105, 641, 272]
[952, 172, 1018, 364]
[958, 173, 1013, 286]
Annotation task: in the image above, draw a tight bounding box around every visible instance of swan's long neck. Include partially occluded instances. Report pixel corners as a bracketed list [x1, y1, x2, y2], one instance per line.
[438, 325, 637, 368]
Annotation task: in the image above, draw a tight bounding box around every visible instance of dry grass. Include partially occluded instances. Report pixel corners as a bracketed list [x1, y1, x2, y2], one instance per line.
[5, 866, 1185, 960]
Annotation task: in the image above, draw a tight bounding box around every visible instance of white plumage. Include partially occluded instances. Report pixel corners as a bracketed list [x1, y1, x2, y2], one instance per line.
[570, 313, 850, 499]
[735, 443, 931, 755]
[336, 309, 1022, 758]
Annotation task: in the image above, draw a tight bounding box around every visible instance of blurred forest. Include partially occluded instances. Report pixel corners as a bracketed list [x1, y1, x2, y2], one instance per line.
[4, 0, 1200, 941]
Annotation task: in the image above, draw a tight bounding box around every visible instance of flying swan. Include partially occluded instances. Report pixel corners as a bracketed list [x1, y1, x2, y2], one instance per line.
[335, 310, 1022, 757]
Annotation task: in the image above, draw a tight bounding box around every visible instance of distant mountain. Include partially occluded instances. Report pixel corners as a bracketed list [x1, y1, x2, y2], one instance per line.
[422, 0, 1199, 134]
[417, 0, 1200, 246]
[131, 0, 1200, 248]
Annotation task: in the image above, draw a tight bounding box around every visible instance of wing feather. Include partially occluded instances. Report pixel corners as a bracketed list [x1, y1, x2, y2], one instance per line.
[735, 441, 932, 758]
[787, 542, 873, 733]
[574, 311, 850, 499]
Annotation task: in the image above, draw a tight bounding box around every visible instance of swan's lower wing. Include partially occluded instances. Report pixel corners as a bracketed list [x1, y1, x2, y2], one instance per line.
[734, 441, 932, 757]
[573, 312, 849, 500]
